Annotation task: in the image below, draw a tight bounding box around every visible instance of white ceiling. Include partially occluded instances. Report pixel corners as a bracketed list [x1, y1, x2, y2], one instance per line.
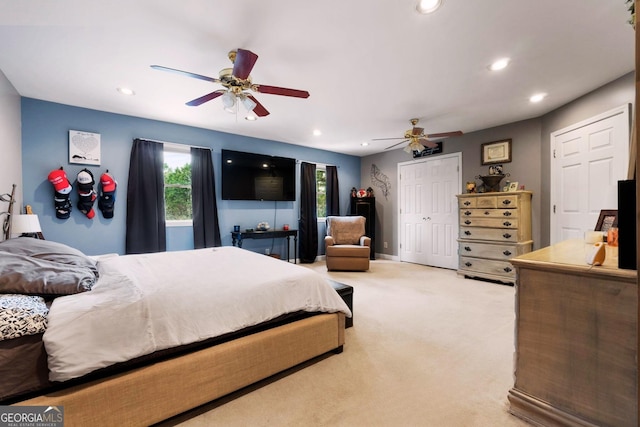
[0, 1, 634, 157]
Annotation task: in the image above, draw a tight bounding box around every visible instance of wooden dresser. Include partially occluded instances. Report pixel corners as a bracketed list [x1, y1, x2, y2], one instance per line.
[456, 191, 533, 284]
[509, 240, 637, 426]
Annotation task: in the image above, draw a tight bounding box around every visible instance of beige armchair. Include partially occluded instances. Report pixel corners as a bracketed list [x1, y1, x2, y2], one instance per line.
[325, 216, 371, 271]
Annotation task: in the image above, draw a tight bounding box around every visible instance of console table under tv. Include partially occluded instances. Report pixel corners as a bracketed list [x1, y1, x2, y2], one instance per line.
[231, 229, 298, 263]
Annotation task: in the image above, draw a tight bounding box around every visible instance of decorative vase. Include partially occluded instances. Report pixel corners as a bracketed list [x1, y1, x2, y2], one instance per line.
[477, 174, 506, 192]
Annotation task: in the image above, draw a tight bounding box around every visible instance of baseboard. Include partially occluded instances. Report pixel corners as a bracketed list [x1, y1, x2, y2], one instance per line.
[508, 388, 600, 427]
[374, 253, 399, 261]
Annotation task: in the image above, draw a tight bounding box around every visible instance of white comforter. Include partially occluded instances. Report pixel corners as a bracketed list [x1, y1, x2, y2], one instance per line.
[43, 246, 350, 382]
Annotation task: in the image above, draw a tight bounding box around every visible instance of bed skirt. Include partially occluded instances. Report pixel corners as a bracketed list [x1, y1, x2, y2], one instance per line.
[15, 312, 345, 427]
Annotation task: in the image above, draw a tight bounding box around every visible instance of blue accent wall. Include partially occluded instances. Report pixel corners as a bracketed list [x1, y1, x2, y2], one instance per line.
[21, 98, 360, 256]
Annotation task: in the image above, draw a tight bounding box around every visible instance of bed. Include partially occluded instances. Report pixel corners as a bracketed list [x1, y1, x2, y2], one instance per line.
[0, 237, 350, 426]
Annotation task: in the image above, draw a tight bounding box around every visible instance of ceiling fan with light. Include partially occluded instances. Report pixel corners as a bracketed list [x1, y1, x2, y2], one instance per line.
[151, 49, 310, 119]
[374, 118, 463, 153]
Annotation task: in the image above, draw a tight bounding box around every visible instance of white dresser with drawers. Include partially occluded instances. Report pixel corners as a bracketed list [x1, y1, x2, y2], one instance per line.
[456, 191, 533, 284]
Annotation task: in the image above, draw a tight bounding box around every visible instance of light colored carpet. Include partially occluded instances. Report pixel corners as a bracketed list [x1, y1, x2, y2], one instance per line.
[160, 259, 530, 427]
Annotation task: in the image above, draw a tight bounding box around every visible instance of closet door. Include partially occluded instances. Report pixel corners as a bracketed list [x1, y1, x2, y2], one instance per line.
[398, 153, 460, 269]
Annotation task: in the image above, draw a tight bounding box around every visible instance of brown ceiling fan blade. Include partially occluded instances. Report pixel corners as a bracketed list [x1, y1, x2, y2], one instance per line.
[151, 65, 220, 83]
[255, 85, 310, 98]
[185, 90, 226, 106]
[233, 49, 259, 80]
[412, 127, 424, 136]
[246, 95, 270, 117]
[385, 140, 409, 150]
[419, 138, 439, 148]
[426, 130, 464, 139]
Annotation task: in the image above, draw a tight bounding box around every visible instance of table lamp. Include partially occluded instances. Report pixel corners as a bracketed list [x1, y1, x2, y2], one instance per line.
[11, 214, 43, 239]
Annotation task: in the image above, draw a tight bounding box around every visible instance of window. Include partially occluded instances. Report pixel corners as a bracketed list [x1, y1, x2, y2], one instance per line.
[316, 167, 326, 219]
[163, 146, 192, 225]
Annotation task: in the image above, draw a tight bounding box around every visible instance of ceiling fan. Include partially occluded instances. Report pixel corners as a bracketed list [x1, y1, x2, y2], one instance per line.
[374, 118, 463, 153]
[151, 49, 310, 118]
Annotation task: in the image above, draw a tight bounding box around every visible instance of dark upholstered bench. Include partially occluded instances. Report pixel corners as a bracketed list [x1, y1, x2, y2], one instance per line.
[328, 280, 353, 328]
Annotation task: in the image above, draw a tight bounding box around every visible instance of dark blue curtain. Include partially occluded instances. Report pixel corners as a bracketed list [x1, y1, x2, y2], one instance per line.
[326, 165, 340, 216]
[126, 139, 166, 254]
[299, 162, 318, 263]
[191, 147, 221, 248]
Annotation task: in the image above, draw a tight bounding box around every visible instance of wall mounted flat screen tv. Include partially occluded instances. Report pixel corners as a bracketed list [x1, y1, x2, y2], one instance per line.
[221, 149, 296, 201]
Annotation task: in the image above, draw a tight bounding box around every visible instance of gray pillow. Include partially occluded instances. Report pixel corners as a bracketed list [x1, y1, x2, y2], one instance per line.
[0, 238, 98, 296]
[0, 253, 96, 296]
[0, 237, 98, 277]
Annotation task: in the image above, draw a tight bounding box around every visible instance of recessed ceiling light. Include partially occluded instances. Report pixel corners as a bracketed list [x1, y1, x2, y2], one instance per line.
[529, 93, 547, 103]
[313, 129, 322, 136]
[361, 142, 369, 147]
[416, 0, 442, 14]
[245, 114, 257, 121]
[116, 87, 135, 96]
[489, 58, 510, 71]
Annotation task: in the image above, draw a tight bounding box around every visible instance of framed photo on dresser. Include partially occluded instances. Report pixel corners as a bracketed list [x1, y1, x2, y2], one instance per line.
[594, 209, 617, 232]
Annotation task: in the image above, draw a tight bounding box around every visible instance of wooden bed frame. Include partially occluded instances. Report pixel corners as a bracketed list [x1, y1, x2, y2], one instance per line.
[15, 312, 345, 427]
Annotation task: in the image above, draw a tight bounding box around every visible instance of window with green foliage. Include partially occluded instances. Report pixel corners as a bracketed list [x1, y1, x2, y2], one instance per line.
[316, 167, 326, 219]
[164, 147, 192, 223]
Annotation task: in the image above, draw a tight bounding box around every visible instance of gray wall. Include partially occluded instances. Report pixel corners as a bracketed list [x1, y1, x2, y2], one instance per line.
[0, 68, 22, 238]
[362, 71, 634, 257]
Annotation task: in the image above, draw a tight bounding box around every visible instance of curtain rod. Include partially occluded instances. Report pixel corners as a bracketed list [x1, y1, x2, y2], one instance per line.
[296, 160, 338, 168]
[137, 138, 211, 151]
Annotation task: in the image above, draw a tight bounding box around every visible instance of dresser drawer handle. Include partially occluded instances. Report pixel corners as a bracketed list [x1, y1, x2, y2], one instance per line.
[464, 201, 471, 206]
[503, 233, 512, 239]
[465, 262, 473, 267]
[464, 210, 471, 216]
[503, 221, 512, 227]
[503, 250, 512, 256]
[503, 267, 513, 273]
[503, 211, 512, 216]
[502, 200, 512, 206]
[464, 220, 471, 225]
[464, 246, 472, 252]
[464, 230, 472, 236]
[484, 211, 490, 215]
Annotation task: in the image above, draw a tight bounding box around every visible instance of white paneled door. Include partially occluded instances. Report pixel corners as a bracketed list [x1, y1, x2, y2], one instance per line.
[551, 105, 630, 244]
[398, 153, 460, 269]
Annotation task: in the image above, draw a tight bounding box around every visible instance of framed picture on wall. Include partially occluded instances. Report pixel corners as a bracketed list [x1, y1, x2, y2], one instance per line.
[69, 130, 101, 165]
[481, 139, 512, 165]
